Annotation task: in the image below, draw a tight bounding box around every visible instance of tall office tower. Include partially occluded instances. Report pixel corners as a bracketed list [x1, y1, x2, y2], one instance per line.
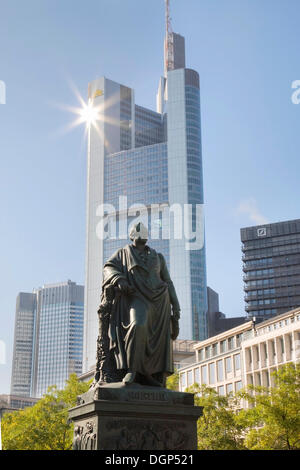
[84, 2, 207, 371]
[32, 281, 84, 397]
[11, 293, 36, 397]
[11, 281, 84, 397]
[241, 219, 300, 320]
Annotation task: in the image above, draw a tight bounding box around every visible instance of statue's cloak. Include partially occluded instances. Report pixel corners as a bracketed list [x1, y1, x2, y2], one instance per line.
[102, 244, 179, 377]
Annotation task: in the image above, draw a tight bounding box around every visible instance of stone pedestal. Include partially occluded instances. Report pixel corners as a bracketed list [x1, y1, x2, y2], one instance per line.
[69, 383, 202, 450]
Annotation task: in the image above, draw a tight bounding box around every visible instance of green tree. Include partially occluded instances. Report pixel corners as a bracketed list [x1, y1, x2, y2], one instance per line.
[186, 384, 248, 450]
[240, 363, 300, 450]
[2, 374, 90, 450]
[166, 370, 179, 391]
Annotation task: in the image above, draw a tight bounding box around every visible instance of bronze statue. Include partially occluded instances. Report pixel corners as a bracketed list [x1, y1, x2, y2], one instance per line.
[93, 222, 180, 388]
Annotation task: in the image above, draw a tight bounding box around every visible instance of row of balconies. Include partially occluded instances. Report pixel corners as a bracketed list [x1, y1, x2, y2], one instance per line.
[246, 354, 292, 372]
[244, 334, 297, 373]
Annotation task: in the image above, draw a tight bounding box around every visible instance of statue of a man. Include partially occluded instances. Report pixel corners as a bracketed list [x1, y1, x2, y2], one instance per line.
[101, 222, 180, 387]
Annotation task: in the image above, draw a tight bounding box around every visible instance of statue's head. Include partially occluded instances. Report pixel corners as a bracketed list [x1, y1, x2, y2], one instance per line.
[129, 222, 148, 247]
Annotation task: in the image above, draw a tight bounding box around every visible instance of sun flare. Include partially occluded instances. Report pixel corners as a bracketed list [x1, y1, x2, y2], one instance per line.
[79, 99, 100, 127]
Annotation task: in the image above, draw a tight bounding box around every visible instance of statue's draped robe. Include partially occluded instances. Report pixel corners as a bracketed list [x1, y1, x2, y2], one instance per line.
[102, 244, 180, 377]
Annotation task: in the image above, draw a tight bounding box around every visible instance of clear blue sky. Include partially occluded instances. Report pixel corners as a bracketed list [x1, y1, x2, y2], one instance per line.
[0, 0, 300, 394]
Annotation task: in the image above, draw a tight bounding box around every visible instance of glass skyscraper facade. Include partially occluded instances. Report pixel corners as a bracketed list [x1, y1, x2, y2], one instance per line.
[33, 281, 84, 397]
[10, 281, 84, 398]
[103, 142, 169, 264]
[84, 28, 208, 371]
[11, 293, 36, 397]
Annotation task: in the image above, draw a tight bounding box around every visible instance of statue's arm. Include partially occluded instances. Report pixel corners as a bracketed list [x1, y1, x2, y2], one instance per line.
[159, 253, 180, 319]
[103, 249, 127, 287]
[103, 248, 134, 295]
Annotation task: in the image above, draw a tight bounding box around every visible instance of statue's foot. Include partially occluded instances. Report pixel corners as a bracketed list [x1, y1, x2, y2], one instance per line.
[122, 371, 136, 385]
[144, 375, 163, 387]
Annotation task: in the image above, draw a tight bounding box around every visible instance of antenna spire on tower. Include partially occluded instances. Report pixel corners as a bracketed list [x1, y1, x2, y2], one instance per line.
[164, 0, 174, 76]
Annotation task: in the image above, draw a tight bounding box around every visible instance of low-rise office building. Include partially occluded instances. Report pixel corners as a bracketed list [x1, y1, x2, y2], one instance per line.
[179, 307, 300, 399]
[0, 394, 38, 414]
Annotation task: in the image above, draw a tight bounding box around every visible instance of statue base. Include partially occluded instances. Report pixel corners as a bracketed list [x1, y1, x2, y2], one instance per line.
[69, 382, 202, 450]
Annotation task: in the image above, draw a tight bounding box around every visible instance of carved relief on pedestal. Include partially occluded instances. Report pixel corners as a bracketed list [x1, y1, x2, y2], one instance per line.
[73, 421, 97, 450]
[102, 420, 189, 450]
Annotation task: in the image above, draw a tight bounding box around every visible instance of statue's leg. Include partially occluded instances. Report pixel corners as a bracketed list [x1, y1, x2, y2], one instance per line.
[122, 297, 148, 383]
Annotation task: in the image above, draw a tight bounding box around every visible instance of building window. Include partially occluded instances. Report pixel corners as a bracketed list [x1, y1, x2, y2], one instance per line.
[248, 348, 252, 364]
[180, 373, 186, 389]
[217, 360, 224, 381]
[205, 346, 211, 359]
[235, 381, 242, 392]
[199, 349, 204, 361]
[271, 340, 276, 356]
[289, 334, 293, 352]
[187, 370, 193, 386]
[218, 386, 225, 396]
[234, 354, 241, 371]
[212, 343, 218, 357]
[201, 365, 208, 384]
[225, 357, 232, 373]
[228, 337, 234, 350]
[256, 373, 261, 386]
[254, 345, 260, 363]
[209, 363, 216, 385]
[194, 367, 200, 383]
[264, 371, 270, 387]
[220, 340, 226, 353]
[280, 337, 285, 354]
[226, 383, 233, 395]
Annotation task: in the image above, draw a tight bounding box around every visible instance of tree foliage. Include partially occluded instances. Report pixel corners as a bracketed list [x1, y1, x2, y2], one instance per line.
[240, 363, 300, 450]
[166, 370, 179, 391]
[185, 384, 248, 450]
[2, 364, 299, 450]
[2, 374, 90, 450]
[184, 363, 300, 450]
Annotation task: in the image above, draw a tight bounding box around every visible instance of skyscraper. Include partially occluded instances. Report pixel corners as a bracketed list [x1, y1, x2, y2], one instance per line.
[11, 293, 36, 397]
[241, 218, 300, 320]
[11, 281, 84, 397]
[84, 2, 207, 371]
